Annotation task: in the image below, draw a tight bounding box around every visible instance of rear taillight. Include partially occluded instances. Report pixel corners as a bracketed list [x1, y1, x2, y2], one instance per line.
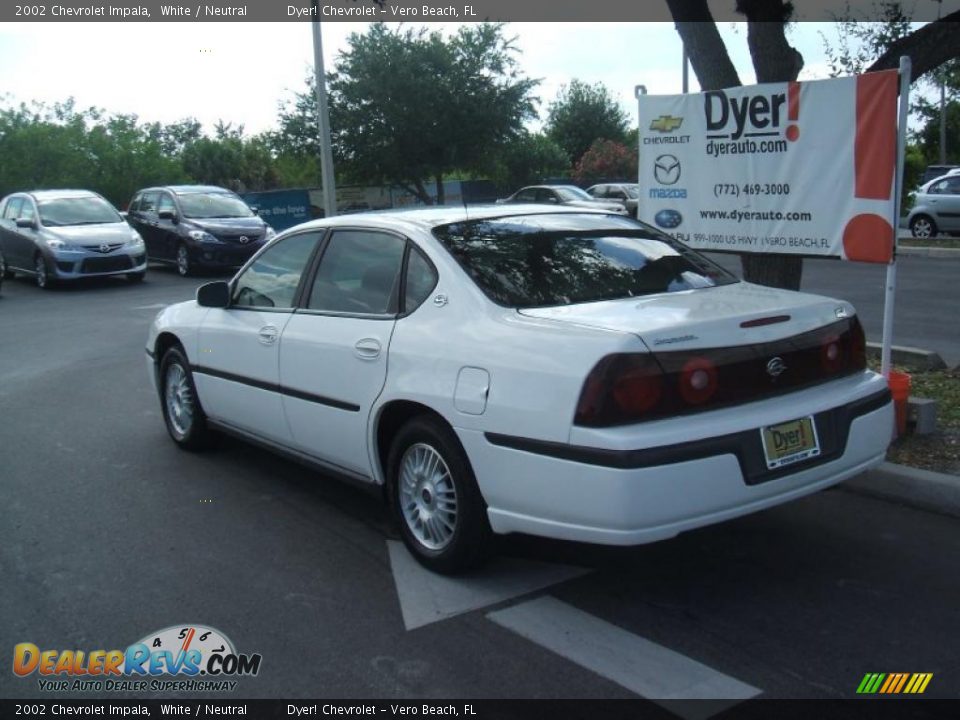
[575, 317, 867, 428]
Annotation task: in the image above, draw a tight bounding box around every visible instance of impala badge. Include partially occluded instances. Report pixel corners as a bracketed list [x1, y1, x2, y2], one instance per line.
[766, 357, 787, 378]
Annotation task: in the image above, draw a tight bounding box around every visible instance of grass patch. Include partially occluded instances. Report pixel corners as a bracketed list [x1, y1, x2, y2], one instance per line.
[867, 358, 960, 474]
[899, 237, 960, 249]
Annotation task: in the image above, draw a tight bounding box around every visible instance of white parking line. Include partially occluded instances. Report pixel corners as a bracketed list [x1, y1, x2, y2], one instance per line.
[387, 541, 589, 630]
[488, 597, 760, 718]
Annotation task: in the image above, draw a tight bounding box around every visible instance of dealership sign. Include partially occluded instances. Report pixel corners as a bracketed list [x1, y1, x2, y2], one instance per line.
[637, 70, 900, 263]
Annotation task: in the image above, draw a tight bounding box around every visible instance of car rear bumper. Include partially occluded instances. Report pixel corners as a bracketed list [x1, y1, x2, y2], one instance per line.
[457, 377, 893, 546]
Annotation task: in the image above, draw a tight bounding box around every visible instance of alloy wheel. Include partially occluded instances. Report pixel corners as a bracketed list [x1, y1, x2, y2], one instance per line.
[398, 443, 458, 551]
[164, 362, 194, 439]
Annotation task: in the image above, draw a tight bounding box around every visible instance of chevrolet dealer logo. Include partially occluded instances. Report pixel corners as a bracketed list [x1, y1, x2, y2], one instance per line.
[649, 115, 683, 133]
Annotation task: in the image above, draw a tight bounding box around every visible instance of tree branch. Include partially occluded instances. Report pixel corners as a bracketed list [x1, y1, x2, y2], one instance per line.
[866, 12, 960, 82]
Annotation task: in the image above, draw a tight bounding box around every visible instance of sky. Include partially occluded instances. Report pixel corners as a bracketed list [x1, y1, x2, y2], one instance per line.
[0, 19, 943, 136]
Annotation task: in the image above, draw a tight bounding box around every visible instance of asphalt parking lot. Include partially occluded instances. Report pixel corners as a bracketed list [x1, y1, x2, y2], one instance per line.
[2, 261, 959, 706]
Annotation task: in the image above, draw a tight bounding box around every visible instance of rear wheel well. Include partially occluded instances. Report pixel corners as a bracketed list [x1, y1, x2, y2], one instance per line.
[376, 401, 449, 491]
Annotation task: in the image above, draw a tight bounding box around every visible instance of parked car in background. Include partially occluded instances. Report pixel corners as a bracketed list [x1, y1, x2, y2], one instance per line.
[586, 183, 640, 214]
[127, 185, 275, 276]
[920, 164, 959, 185]
[146, 205, 891, 573]
[0, 190, 147, 288]
[497, 185, 628, 214]
[0, 247, 5, 294]
[907, 173, 960, 238]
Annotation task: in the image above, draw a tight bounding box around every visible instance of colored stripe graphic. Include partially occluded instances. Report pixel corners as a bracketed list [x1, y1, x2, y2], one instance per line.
[857, 672, 932, 694]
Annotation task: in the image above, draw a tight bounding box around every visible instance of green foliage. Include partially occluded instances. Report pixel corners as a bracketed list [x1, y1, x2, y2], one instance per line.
[545, 79, 629, 167]
[274, 23, 538, 203]
[181, 128, 279, 192]
[0, 99, 187, 207]
[486, 133, 570, 191]
[573, 138, 637, 185]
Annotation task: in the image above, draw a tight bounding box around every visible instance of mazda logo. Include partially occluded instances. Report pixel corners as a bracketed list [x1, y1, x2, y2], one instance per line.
[766, 357, 787, 378]
[239, 236, 249, 245]
[99, 243, 110, 253]
[654, 155, 681, 185]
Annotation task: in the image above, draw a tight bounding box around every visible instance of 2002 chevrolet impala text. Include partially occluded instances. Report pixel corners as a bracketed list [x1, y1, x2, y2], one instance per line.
[146, 206, 892, 573]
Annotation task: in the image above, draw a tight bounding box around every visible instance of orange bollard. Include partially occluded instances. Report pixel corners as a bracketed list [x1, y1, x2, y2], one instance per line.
[887, 371, 911, 437]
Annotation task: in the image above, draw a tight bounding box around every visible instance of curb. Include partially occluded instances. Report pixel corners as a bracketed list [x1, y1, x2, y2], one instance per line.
[865, 342, 946, 371]
[841, 461, 960, 519]
[896, 244, 960, 259]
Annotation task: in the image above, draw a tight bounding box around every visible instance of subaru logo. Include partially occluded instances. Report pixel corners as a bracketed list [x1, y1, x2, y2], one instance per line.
[654, 209, 683, 229]
[766, 357, 787, 378]
[654, 154, 681, 185]
[99, 243, 110, 253]
[239, 236, 249, 245]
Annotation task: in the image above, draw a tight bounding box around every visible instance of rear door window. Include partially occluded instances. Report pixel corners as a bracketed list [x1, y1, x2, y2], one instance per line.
[307, 230, 405, 315]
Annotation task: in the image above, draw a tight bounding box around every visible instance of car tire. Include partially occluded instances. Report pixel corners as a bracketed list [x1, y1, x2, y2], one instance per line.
[159, 346, 215, 450]
[34, 254, 52, 290]
[176, 243, 192, 277]
[910, 215, 937, 239]
[0, 251, 11, 280]
[127, 271, 146, 283]
[387, 415, 492, 574]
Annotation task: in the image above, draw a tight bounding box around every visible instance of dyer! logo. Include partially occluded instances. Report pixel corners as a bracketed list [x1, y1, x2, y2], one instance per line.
[704, 84, 801, 142]
[13, 624, 261, 680]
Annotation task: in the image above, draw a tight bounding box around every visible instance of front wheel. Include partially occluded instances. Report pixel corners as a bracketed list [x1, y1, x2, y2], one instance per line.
[176, 244, 192, 277]
[0, 251, 11, 280]
[159, 346, 215, 450]
[388, 416, 491, 574]
[910, 215, 937, 239]
[35, 254, 52, 289]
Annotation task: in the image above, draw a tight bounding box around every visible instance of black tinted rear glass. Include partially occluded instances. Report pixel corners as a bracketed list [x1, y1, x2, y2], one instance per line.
[433, 214, 737, 308]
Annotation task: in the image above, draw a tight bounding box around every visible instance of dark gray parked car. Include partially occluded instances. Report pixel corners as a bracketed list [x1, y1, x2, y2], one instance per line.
[0, 189, 147, 288]
[126, 185, 275, 276]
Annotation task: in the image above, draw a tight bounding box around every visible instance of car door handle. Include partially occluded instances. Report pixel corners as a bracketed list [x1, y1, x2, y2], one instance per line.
[354, 338, 381, 359]
[258, 325, 279, 345]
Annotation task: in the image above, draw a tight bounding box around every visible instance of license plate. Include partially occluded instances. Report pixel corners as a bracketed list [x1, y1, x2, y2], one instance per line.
[761, 416, 820, 470]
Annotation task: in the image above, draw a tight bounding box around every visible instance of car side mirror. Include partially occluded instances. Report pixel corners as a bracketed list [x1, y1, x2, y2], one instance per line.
[249, 205, 259, 215]
[158, 210, 178, 223]
[197, 281, 231, 308]
[15, 217, 37, 230]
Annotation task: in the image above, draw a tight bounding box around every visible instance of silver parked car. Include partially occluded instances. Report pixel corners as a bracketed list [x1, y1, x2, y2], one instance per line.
[0, 189, 148, 288]
[586, 183, 640, 213]
[907, 174, 960, 239]
[497, 185, 628, 214]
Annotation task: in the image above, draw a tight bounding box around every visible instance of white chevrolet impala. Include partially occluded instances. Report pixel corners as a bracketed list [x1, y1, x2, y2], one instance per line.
[146, 206, 892, 573]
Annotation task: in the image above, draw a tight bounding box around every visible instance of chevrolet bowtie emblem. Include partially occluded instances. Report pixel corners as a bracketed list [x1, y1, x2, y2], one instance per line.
[649, 115, 684, 133]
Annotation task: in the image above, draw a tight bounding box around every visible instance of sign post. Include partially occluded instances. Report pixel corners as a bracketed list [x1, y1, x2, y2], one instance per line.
[880, 57, 911, 379]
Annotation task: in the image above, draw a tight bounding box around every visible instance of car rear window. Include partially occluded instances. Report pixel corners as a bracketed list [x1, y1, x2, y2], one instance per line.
[432, 213, 737, 308]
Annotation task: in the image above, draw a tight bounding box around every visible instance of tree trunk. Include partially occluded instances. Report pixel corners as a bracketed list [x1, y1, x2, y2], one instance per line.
[435, 174, 445, 206]
[672, 1, 807, 291]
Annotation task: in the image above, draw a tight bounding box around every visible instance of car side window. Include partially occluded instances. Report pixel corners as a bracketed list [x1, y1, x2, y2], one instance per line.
[157, 193, 176, 215]
[307, 230, 405, 315]
[231, 232, 320, 310]
[139, 192, 159, 213]
[403, 246, 438, 314]
[19, 200, 36, 222]
[515, 189, 536, 202]
[3, 198, 23, 219]
[945, 178, 960, 195]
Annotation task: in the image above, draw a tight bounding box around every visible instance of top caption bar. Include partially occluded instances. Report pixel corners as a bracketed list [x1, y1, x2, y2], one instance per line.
[3, 0, 959, 22]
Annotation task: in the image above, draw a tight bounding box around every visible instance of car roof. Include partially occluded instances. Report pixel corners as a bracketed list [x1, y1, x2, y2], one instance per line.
[18, 189, 102, 201]
[137, 185, 234, 195]
[283, 204, 616, 235]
